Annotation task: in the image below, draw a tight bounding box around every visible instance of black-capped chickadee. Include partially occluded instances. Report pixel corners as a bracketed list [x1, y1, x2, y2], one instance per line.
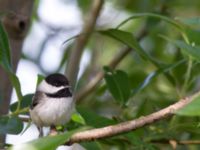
[30, 73, 74, 137]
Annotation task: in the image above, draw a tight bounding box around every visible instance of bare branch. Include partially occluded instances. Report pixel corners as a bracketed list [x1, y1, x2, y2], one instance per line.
[179, 140, 200, 145]
[75, 27, 147, 102]
[152, 139, 200, 145]
[19, 115, 30, 122]
[67, 93, 198, 144]
[65, 0, 104, 89]
[75, 47, 132, 102]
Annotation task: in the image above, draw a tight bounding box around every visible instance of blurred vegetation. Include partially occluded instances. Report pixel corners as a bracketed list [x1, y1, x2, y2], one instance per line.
[1, 0, 200, 149]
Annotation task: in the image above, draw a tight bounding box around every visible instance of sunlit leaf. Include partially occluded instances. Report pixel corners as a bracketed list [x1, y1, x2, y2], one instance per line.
[71, 112, 86, 125]
[0, 116, 23, 134]
[9, 129, 79, 150]
[104, 67, 131, 105]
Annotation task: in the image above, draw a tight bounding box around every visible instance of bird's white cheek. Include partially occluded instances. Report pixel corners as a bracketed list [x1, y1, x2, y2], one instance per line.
[37, 80, 65, 94]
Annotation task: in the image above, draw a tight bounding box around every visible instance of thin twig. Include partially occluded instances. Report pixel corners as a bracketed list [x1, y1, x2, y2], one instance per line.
[75, 28, 147, 102]
[67, 93, 199, 144]
[152, 139, 200, 145]
[18, 115, 30, 122]
[179, 140, 200, 145]
[75, 47, 132, 102]
[65, 0, 104, 89]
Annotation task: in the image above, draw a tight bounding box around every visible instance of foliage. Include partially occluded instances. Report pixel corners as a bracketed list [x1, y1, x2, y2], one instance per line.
[1, 0, 200, 149]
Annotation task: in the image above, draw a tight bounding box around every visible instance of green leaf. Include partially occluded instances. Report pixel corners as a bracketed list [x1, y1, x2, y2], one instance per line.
[0, 116, 23, 134]
[81, 141, 101, 150]
[9, 73, 23, 101]
[185, 28, 200, 45]
[170, 122, 200, 134]
[77, 0, 91, 13]
[176, 17, 200, 27]
[77, 106, 116, 128]
[99, 29, 159, 65]
[0, 20, 12, 72]
[161, 35, 200, 61]
[9, 129, 78, 150]
[71, 112, 86, 125]
[0, 21, 23, 104]
[176, 94, 200, 116]
[99, 29, 147, 59]
[132, 59, 185, 96]
[116, 13, 182, 30]
[175, 41, 200, 61]
[37, 74, 44, 86]
[124, 132, 144, 146]
[10, 94, 33, 112]
[104, 67, 131, 105]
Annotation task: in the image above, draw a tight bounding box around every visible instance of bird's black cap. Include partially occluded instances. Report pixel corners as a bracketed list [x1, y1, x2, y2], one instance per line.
[45, 73, 69, 87]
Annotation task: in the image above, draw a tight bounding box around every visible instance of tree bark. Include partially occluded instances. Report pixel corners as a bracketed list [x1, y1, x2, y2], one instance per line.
[0, 0, 34, 147]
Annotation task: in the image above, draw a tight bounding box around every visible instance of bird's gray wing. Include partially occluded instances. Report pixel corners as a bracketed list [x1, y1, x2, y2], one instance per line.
[30, 91, 44, 109]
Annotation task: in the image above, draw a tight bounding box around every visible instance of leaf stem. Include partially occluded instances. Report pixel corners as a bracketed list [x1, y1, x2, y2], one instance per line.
[10, 107, 29, 117]
[181, 57, 193, 96]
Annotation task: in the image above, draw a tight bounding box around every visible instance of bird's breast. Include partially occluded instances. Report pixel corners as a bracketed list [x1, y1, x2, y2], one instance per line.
[30, 97, 74, 127]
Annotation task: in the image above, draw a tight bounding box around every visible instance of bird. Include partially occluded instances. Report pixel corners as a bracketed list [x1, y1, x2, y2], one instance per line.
[29, 73, 74, 137]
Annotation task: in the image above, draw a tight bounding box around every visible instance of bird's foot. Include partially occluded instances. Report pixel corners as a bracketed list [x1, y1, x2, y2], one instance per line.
[49, 125, 58, 136]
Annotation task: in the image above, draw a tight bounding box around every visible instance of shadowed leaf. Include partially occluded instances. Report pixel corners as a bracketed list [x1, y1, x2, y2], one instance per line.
[104, 67, 131, 105]
[0, 20, 12, 72]
[77, 106, 116, 128]
[132, 59, 185, 96]
[10, 94, 33, 113]
[0, 116, 23, 135]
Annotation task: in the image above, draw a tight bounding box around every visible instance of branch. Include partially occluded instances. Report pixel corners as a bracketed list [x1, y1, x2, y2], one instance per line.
[67, 93, 198, 144]
[179, 140, 200, 145]
[65, 0, 104, 89]
[75, 47, 131, 102]
[0, 0, 34, 146]
[152, 139, 200, 145]
[18, 115, 30, 122]
[152, 139, 200, 149]
[75, 27, 147, 102]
